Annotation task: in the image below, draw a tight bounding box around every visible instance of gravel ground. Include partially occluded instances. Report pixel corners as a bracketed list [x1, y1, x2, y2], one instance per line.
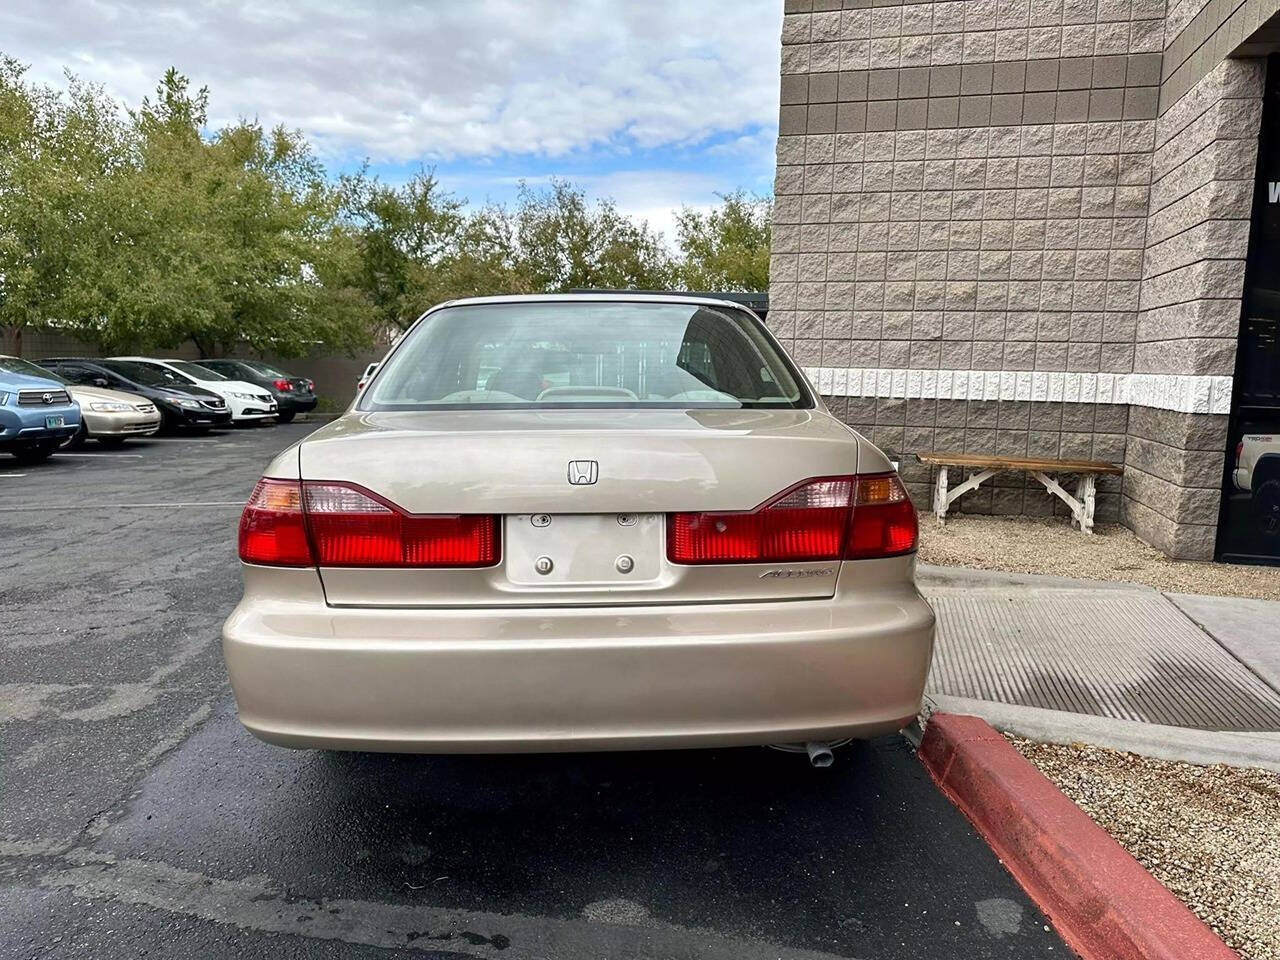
[918, 513, 1280, 600]
[1011, 738, 1280, 960]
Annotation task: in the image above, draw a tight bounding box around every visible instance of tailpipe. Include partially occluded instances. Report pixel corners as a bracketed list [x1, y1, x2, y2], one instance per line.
[804, 741, 835, 768]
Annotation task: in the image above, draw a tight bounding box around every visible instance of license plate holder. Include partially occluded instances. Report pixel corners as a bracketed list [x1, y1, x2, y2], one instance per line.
[505, 514, 663, 585]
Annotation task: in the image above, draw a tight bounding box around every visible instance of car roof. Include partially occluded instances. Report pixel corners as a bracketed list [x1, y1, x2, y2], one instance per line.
[429, 292, 764, 314]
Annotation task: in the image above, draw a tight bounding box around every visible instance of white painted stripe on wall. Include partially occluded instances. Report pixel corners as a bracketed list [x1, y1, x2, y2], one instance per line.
[801, 368, 1234, 416]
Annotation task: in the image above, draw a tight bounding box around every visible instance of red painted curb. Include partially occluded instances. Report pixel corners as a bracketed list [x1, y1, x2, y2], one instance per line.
[919, 712, 1240, 960]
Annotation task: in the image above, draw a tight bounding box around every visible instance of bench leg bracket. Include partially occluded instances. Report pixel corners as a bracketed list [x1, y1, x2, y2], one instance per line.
[1031, 471, 1097, 534]
[934, 467, 997, 525]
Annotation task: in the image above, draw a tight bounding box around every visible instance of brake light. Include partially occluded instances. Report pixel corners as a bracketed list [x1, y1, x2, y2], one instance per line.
[273, 378, 293, 392]
[238, 478, 311, 566]
[237, 478, 499, 567]
[1236, 440, 1244, 466]
[845, 472, 918, 559]
[669, 476, 852, 564]
[667, 473, 916, 565]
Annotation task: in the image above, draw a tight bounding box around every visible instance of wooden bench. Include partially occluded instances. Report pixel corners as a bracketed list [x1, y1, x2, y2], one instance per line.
[915, 453, 1124, 534]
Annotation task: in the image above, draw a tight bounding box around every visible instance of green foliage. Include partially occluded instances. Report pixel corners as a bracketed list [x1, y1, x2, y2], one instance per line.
[1, 58, 774, 351]
[507, 179, 674, 295]
[0, 57, 131, 336]
[672, 190, 771, 293]
[0, 63, 374, 356]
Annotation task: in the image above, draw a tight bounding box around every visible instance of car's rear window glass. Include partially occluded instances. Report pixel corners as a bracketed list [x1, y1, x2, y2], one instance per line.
[363, 302, 809, 410]
[100, 360, 183, 387]
[170, 360, 229, 381]
[242, 360, 290, 378]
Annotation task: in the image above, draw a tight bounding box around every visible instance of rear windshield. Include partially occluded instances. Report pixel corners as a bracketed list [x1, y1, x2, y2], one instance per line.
[362, 301, 809, 411]
[100, 360, 186, 387]
[170, 360, 229, 381]
[241, 360, 290, 378]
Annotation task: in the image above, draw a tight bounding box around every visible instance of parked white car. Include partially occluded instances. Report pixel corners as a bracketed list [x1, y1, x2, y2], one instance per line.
[1233, 433, 1280, 513]
[110, 357, 278, 424]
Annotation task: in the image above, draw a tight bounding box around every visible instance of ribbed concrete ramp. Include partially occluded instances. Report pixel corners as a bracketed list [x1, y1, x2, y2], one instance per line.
[924, 586, 1280, 732]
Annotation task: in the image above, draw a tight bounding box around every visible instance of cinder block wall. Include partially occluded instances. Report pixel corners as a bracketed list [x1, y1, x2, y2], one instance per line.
[769, 0, 1168, 523]
[1125, 57, 1264, 558]
[768, 0, 1280, 558]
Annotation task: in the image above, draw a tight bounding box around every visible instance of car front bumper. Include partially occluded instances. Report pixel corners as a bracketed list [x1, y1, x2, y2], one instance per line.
[165, 404, 233, 427]
[223, 561, 936, 752]
[83, 408, 162, 437]
[0, 407, 81, 448]
[225, 395, 279, 421]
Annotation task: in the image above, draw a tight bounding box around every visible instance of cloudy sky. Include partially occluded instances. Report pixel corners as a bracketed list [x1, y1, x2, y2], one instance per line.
[3, 0, 784, 238]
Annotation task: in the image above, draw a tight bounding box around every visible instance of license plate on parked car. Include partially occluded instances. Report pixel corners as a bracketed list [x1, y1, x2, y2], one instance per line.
[505, 513, 663, 585]
[45, 415, 65, 428]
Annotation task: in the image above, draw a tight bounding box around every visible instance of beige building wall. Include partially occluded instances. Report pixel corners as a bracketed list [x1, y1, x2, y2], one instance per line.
[769, 0, 1280, 558]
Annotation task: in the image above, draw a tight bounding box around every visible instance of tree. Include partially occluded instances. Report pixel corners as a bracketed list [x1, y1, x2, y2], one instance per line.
[672, 190, 771, 292]
[0, 58, 132, 349]
[102, 70, 374, 356]
[0, 63, 374, 357]
[338, 167, 470, 331]
[2, 57, 774, 355]
[508, 179, 674, 293]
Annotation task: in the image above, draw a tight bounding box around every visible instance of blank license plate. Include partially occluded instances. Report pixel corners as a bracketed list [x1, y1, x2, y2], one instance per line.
[505, 514, 663, 585]
[45, 415, 65, 428]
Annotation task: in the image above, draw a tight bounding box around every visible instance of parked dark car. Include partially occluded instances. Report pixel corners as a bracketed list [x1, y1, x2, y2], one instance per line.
[39, 358, 232, 431]
[195, 360, 317, 422]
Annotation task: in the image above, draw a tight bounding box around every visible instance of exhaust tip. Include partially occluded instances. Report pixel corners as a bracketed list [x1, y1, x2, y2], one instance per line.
[804, 741, 835, 768]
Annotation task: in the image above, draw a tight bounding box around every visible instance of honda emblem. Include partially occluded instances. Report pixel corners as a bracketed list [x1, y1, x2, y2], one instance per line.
[567, 460, 598, 485]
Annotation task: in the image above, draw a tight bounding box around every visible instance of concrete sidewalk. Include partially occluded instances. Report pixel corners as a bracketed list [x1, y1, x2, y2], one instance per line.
[918, 564, 1280, 772]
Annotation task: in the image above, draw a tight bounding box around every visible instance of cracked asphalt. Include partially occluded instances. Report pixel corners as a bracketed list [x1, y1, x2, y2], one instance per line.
[0, 423, 1067, 959]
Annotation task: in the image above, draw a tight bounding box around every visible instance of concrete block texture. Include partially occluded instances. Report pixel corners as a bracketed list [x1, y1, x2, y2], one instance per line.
[769, 2, 1269, 560]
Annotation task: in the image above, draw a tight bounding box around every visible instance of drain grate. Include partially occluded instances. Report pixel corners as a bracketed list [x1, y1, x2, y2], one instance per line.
[924, 587, 1280, 732]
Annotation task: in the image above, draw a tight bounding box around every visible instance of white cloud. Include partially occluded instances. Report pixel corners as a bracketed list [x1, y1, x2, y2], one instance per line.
[4, 0, 783, 163]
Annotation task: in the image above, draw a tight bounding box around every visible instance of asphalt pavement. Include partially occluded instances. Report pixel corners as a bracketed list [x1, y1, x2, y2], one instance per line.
[0, 424, 1066, 959]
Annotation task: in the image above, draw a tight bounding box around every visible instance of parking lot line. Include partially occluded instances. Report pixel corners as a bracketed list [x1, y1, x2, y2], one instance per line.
[137, 437, 228, 443]
[57, 453, 145, 458]
[0, 473, 28, 478]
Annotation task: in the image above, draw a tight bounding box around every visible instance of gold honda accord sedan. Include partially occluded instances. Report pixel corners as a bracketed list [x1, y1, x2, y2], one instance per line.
[223, 294, 935, 757]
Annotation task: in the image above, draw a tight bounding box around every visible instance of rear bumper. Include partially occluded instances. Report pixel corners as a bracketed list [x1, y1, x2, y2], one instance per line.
[222, 564, 936, 752]
[278, 394, 317, 414]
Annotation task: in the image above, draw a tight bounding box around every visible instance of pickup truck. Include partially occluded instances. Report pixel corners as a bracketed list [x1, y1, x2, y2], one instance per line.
[1233, 432, 1280, 521]
[0, 358, 82, 464]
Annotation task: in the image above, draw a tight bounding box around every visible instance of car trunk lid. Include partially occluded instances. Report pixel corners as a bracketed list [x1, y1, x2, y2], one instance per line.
[298, 408, 864, 607]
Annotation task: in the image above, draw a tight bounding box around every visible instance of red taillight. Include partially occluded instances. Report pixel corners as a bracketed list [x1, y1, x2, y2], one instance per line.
[1236, 440, 1244, 466]
[238, 478, 312, 566]
[667, 473, 917, 565]
[845, 473, 918, 559]
[237, 478, 499, 568]
[273, 378, 293, 392]
[668, 477, 853, 564]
